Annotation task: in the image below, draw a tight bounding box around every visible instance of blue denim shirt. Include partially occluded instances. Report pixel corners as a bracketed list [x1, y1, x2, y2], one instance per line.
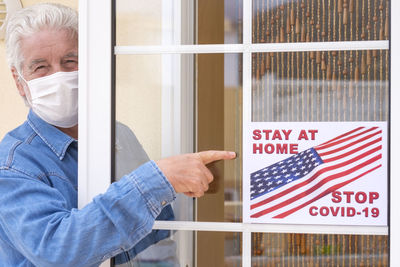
[0, 110, 176, 267]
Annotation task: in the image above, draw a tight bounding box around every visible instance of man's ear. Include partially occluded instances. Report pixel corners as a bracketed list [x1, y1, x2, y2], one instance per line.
[11, 67, 26, 97]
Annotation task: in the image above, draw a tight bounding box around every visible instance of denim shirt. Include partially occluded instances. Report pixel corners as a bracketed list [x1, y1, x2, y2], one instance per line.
[0, 110, 176, 267]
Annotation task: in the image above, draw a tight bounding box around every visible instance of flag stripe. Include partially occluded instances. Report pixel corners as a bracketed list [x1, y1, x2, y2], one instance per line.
[315, 127, 378, 150]
[272, 164, 382, 219]
[322, 137, 382, 163]
[317, 131, 382, 157]
[250, 154, 382, 218]
[318, 127, 364, 147]
[250, 145, 382, 210]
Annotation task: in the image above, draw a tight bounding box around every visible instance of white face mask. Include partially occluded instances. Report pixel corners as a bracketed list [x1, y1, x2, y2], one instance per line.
[19, 71, 78, 128]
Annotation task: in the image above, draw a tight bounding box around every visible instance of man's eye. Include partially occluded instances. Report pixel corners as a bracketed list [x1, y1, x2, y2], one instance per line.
[35, 66, 46, 71]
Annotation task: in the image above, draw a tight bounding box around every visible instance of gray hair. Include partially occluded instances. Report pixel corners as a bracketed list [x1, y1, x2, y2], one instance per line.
[5, 3, 78, 74]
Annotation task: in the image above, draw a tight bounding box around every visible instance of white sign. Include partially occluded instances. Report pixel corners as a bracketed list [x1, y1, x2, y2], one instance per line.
[243, 122, 388, 226]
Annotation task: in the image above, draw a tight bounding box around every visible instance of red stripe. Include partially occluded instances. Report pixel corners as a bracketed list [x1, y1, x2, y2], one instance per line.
[318, 127, 364, 147]
[250, 155, 381, 218]
[250, 146, 382, 210]
[317, 131, 382, 157]
[315, 127, 378, 150]
[323, 142, 382, 163]
[272, 164, 382, 219]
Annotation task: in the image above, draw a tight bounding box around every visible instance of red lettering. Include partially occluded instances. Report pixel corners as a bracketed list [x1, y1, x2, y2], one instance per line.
[369, 192, 379, 203]
[298, 130, 308, 140]
[276, 143, 288, 154]
[330, 206, 340, 216]
[343, 191, 354, 203]
[341, 207, 345, 216]
[290, 144, 298, 154]
[272, 130, 282, 140]
[355, 191, 367, 204]
[262, 129, 272, 140]
[308, 129, 318, 140]
[347, 207, 356, 217]
[282, 130, 292, 140]
[309, 206, 318, 216]
[253, 130, 261, 140]
[320, 206, 329, 216]
[264, 144, 274, 154]
[253, 143, 263, 154]
[331, 191, 342, 203]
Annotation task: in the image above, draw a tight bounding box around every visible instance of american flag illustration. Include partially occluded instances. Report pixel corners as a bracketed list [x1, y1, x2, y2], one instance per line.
[250, 126, 382, 219]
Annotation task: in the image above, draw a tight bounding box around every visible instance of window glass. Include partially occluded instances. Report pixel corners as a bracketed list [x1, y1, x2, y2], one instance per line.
[252, 50, 389, 122]
[252, 0, 389, 43]
[114, 230, 242, 267]
[252, 232, 388, 266]
[116, 0, 243, 45]
[115, 53, 243, 222]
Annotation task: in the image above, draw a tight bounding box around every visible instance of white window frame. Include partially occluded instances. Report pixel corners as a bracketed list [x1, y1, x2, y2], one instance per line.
[78, 0, 398, 266]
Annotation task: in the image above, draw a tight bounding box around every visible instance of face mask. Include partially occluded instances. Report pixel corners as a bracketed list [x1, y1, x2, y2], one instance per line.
[19, 71, 78, 128]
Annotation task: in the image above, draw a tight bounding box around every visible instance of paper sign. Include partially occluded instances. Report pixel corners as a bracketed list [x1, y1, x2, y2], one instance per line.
[243, 122, 387, 226]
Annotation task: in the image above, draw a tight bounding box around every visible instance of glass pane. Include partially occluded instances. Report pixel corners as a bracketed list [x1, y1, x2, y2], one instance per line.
[114, 53, 243, 222]
[252, 232, 388, 266]
[114, 230, 242, 267]
[116, 0, 242, 45]
[252, 50, 389, 122]
[196, 53, 243, 222]
[252, 0, 389, 43]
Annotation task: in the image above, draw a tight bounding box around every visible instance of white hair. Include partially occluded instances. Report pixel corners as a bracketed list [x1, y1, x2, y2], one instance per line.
[5, 3, 78, 74]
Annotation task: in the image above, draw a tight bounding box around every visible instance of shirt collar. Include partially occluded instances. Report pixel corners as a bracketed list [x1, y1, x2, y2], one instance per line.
[27, 109, 76, 160]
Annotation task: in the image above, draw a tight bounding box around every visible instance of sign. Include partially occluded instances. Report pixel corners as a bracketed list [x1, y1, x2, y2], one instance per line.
[243, 122, 387, 226]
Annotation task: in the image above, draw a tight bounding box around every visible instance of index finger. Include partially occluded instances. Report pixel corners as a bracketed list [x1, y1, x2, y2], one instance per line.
[197, 150, 236, 165]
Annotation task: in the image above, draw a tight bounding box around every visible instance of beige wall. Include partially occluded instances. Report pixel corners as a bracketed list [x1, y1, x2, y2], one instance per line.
[116, 1, 162, 160]
[0, 0, 78, 140]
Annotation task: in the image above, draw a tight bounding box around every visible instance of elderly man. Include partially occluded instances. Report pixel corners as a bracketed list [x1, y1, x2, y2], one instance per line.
[0, 3, 235, 267]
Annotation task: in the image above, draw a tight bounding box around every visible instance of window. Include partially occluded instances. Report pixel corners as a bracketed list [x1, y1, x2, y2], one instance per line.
[79, 0, 398, 266]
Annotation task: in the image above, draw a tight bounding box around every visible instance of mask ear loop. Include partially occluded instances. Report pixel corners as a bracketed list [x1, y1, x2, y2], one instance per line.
[16, 69, 32, 107]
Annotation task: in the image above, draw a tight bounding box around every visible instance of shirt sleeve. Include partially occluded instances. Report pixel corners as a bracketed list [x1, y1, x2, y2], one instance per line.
[0, 160, 176, 267]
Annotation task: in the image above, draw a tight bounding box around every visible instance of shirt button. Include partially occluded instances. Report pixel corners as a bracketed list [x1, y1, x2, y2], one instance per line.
[161, 200, 167, 206]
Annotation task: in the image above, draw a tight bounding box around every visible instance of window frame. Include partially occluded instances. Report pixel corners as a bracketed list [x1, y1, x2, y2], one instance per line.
[78, 0, 397, 266]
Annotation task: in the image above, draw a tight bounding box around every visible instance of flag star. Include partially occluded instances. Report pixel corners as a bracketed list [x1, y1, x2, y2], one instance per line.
[268, 187, 274, 191]
[288, 163, 294, 167]
[305, 159, 310, 163]
[279, 161, 284, 165]
[254, 173, 260, 177]
[282, 169, 287, 173]
[295, 157, 301, 161]
[303, 170, 309, 175]
[276, 180, 283, 184]
[271, 166, 277, 170]
[255, 178, 261, 182]
[295, 172, 301, 176]
[259, 188, 265, 193]
[267, 181, 273, 186]
[275, 175, 281, 179]
[263, 172, 269, 176]
[311, 158, 316, 162]
[257, 183, 263, 187]
[291, 167, 297, 171]
[287, 178, 293, 182]
[314, 162, 319, 166]
[272, 170, 278, 174]
[287, 159, 293, 163]
[285, 174, 291, 178]
[301, 166, 306, 170]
